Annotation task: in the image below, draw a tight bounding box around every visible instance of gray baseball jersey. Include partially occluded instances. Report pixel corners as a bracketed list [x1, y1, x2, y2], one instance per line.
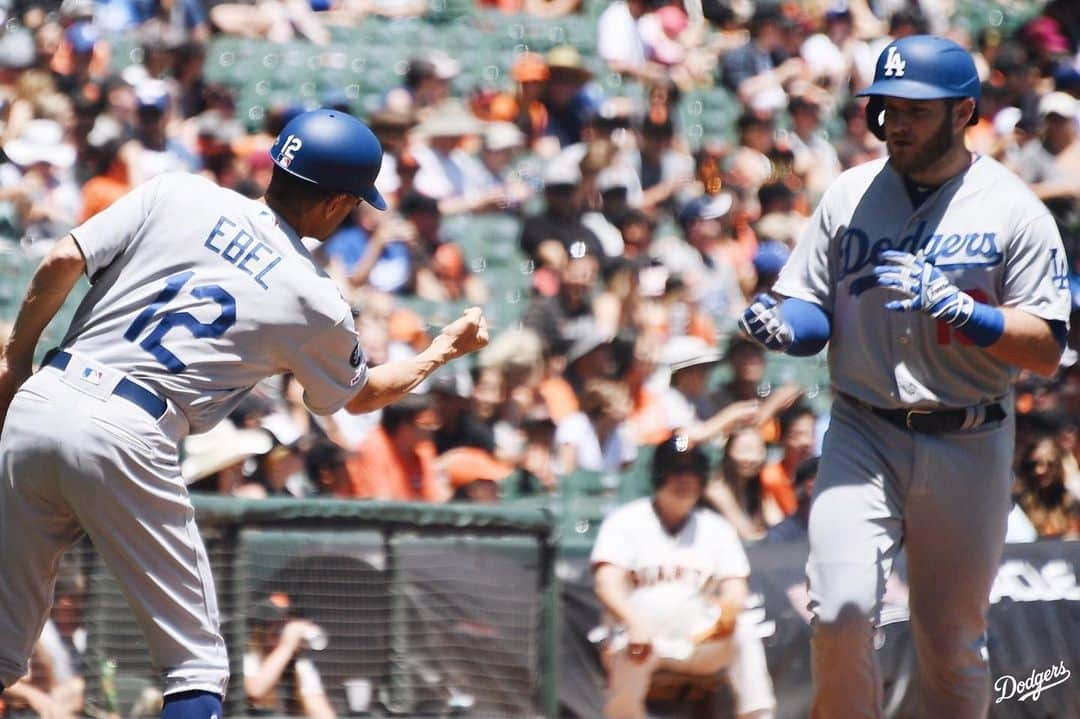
[771, 155, 1071, 718]
[0, 172, 368, 696]
[64, 172, 367, 433]
[774, 155, 1071, 408]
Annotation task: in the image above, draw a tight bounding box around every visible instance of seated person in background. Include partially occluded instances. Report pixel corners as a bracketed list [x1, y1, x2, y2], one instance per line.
[245, 593, 335, 719]
[182, 420, 275, 497]
[555, 378, 637, 477]
[764, 456, 818, 544]
[441, 446, 514, 503]
[659, 336, 761, 447]
[345, 393, 448, 502]
[429, 369, 496, 455]
[759, 404, 817, 518]
[706, 427, 778, 542]
[1013, 436, 1080, 539]
[305, 439, 352, 496]
[591, 434, 776, 719]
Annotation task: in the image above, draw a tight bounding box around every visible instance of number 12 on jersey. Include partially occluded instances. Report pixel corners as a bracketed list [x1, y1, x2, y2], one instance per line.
[124, 272, 236, 373]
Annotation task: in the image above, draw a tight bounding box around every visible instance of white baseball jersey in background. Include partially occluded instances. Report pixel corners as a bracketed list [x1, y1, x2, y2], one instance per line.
[591, 498, 775, 718]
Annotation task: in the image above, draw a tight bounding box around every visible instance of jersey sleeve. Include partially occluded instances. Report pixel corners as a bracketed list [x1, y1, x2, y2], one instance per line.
[591, 508, 635, 570]
[1000, 212, 1072, 323]
[773, 189, 836, 312]
[289, 310, 368, 415]
[69, 175, 164, 282]
[709, 514, 751, 579]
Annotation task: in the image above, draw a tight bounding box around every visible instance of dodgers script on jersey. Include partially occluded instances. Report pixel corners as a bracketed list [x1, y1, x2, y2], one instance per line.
[774, 155, 1071, 408]
[62, 172, 367, 433]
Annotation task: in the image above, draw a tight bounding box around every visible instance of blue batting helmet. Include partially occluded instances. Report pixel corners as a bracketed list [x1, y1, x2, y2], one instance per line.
[270, 109, 387, 211]
[857, 35, 980, 140]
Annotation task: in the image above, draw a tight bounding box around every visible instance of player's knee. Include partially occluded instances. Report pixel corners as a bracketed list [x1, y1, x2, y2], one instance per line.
[811, 601, 876, 646]
[161, 690, 223, 719]
[915, 628, 987, 677]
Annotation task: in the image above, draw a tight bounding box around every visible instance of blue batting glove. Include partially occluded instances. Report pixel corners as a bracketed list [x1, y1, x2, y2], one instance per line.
[739, 293, 793, 351]
[872, 250, 975, 326]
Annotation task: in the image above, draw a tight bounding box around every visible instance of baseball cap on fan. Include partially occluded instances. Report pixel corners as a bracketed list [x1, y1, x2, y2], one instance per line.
[661, 335, 723, 373]
[678, 193, 734, 227]
[1038, 91, 1079, 120]
[181, 421, 274, 484]
[4, 120, 76, 168]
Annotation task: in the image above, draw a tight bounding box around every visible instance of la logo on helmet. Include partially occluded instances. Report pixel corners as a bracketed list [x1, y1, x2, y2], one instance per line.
[883, 46, 906, 77]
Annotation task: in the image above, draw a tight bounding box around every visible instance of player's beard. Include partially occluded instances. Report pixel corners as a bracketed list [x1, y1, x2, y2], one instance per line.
[888, 112, 955, 178]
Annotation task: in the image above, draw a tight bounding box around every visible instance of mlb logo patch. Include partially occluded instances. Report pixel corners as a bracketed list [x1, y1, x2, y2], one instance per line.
[81, 367, 103, 385]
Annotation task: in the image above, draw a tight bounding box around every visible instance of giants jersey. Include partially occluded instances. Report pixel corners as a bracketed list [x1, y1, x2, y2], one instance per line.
[61, 173, 366, 433]
[591, 498, 749, 636]
[774, 156, 1071, 408]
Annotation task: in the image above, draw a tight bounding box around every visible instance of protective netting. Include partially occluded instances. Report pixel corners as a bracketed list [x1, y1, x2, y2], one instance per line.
[65, 499, 556, 718]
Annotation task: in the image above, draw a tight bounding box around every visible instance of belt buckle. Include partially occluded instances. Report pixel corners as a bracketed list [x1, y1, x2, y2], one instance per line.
[905, 409, 933, 431]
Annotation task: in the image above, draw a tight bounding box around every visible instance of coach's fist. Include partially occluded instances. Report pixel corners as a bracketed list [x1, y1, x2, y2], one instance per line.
[433, 307, 489, 362]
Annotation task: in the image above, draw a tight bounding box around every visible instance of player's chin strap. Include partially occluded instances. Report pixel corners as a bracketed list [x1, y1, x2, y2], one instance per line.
[161, 690, 223, 719]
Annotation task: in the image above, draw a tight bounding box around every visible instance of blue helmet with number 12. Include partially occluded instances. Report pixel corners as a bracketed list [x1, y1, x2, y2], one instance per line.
[270, 109, 387, 210]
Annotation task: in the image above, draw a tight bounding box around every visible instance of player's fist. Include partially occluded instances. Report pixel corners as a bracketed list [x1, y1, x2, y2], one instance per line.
[872, 250, 975, 326]
[739, 293, 793, 352]
[434, 307, 489, 362]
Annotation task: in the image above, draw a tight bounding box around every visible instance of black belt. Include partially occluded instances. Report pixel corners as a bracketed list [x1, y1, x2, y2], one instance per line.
[844, 394, 1006, 434]
[44, 350, 167, 420]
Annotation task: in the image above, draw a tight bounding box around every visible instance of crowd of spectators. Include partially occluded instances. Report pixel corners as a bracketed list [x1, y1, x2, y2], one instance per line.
[1, 0, 1080, 712]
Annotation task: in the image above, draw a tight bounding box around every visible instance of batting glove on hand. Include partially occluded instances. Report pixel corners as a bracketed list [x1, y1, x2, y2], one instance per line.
[739, 293, 793, 351]
[873, 250, 975, 327]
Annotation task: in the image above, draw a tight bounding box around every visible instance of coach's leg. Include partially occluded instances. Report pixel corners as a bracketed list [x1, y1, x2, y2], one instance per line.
[58, 401, 229, 700]
[0, 387, 83, 688]
[904, 420, 1013, 719]
[807, 398, 909, 719]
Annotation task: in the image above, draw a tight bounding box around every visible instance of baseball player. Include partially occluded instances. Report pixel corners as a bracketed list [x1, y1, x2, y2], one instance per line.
[591, 434, 775, 719]
[0, 109, 488, 719]
[739, 36, 1071, 718]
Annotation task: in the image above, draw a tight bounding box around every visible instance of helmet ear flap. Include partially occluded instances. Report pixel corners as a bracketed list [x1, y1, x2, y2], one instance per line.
[866, 96, 886, 141]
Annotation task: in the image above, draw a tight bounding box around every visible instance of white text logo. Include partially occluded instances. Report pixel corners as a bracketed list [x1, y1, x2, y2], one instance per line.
[994, 662, 1071, 703]
[883, 46, 906, 77]
[277, 134, 303, 168]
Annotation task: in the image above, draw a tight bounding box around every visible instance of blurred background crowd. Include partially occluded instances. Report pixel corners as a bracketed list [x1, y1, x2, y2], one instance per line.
[0, 0, 1078, 535]
[1, 0, 1079, 714]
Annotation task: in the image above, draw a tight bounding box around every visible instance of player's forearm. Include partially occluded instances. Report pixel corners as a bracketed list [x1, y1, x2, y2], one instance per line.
[594, 565, 649, 627]
[980, 308, 1064, 377]
[244, 645, 297, 699]
[301, 692, 337, 719]
[344, 346, 449, 414]
[2, 235, 86, 373]
[714, 577, 748, 613]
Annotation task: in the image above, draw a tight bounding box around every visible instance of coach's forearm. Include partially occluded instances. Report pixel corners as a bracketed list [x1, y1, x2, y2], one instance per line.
[979, 308, 1063, 378]
[345, 346, 450, 414]
[2, 235, 86, 372]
